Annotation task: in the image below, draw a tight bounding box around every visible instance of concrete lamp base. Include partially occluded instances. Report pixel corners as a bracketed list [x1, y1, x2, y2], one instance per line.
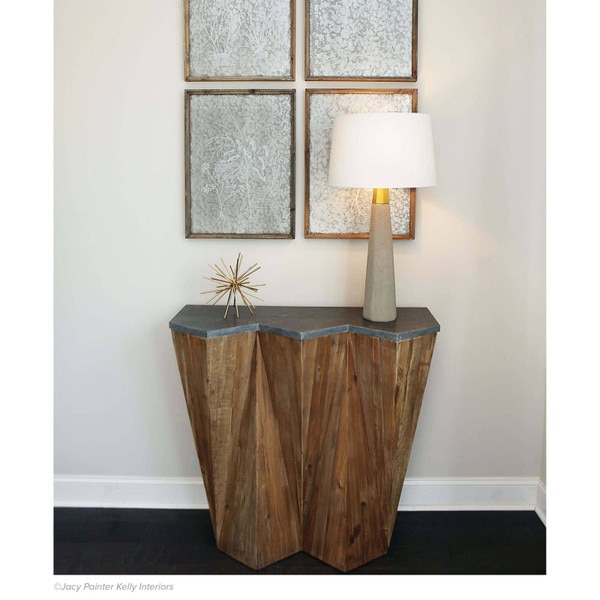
[363, 201, 397, 322]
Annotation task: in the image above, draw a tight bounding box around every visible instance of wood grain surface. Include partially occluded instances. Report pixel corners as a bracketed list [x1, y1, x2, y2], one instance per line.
[172, 328, 436, 571]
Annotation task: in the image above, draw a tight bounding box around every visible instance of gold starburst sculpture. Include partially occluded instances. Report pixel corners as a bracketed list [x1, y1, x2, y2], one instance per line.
[202, 253, 264, 319]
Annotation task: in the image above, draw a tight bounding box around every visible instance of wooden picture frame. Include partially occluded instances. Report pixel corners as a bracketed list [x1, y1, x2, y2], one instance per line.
[305, 89, 417, 239]
[185, 90, 295, 239]
[184, 0, 296, 81]
[305, 0, 417, 81]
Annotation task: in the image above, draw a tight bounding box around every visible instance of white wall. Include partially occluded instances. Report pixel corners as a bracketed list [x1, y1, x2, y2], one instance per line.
[54, 0, 545, 486]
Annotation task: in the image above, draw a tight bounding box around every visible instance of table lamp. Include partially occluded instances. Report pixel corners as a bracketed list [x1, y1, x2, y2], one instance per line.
[328, 112, 436, 322]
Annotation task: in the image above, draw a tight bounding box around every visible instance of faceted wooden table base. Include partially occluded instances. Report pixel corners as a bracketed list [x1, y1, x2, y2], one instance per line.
[170, 306, 439, 572]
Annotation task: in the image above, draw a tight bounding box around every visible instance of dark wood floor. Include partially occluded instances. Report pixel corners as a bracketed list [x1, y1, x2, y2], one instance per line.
[54, 508, 545, 575]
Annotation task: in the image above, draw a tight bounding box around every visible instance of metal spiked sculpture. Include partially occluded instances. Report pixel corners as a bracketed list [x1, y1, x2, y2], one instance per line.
[203, 253, 264, 318]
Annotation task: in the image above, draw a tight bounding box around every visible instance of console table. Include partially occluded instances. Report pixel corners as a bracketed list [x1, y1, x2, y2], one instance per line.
[170, 306, 439, 571]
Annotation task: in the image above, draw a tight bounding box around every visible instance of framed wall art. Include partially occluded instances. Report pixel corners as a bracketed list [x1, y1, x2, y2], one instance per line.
[305, 89, 417, 239]
[305, 0, 417, 81]
[185, 90, 295, 238]
[184, 0, 296, 81]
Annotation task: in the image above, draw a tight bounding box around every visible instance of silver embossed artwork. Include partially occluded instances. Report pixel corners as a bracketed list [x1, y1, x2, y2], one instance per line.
[305, 90, 416, 238]
[185, 90, 295, 238]
[306, 0, 417, 80]
[185, 0, 295, 80]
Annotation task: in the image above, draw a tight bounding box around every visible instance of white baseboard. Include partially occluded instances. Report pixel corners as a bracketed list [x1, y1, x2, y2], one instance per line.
[54, 476, 209, 509]
[54, 475, 545, 515]
[535, 480, 547, 524]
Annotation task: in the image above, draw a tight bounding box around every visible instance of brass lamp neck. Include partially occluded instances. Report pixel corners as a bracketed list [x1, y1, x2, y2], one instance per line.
[372, 188, 390, 204]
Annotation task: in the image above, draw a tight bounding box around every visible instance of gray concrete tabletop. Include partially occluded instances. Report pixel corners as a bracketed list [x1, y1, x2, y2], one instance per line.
[169, 305, 440, 342]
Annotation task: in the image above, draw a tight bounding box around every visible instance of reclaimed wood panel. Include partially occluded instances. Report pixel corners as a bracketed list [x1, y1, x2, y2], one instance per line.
[301, 334, 348, 569]
[257, 333, 303, 531]
[385, 333, 437, 542]
[172, 328, 436, 572]
[344, 333, 396, 570]
[301, 332, 437, 571]
[254, 334, 302, 567]
[172, 330, 302, 569]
